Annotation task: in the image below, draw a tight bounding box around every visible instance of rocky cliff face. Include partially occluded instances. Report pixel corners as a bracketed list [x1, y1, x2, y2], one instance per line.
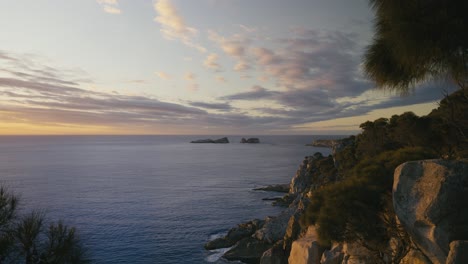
[393, 160, 468, 264]
[205, 140, 468, 264]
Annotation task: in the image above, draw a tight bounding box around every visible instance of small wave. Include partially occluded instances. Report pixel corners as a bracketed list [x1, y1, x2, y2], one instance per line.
[205, 247, 232, 263]
[208, 231, 226, 241]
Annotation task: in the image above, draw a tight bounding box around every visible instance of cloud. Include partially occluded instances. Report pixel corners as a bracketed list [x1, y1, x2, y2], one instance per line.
[221, 86, 277, 100]
[233, 60, 250, 72]
[97, 0, 121, 14]
[188, 101, 232, 111]
[0, 49, 457, 134]
[203, 53, 223, 72]
[155, 71, 171, 80]
[153, 0, 206, 52]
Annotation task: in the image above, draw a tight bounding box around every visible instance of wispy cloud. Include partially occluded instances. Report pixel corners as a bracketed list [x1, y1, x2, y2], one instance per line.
[203, 53, 223, 72]
[97, 0, 121, 14]
[188, 101, 232, 111]
[0, 50, 456, 134]
[153, 0, 206, 52]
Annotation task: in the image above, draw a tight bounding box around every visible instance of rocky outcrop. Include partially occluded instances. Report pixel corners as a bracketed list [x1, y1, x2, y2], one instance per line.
[289, 154, 321, 195]
[205, 219, 264, 250]
[289, 152, 337, 195]
[254, 208, 295, 244]
[223, 237, 273, 264]
[190, 137, 229, 143]
[241, 138, 260, 143]
[288, 226, 325, 264]
[393, 160, 468, 264]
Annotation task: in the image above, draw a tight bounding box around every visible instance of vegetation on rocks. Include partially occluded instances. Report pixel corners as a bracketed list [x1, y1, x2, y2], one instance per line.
[301, 89, 468, 261]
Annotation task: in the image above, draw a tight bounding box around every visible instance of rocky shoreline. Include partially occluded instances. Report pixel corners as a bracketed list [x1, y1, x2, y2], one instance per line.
[205, 138, 468, 264]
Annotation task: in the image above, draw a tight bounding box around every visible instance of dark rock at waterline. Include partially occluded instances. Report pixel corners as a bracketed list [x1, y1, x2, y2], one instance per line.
[253, 184, 289, 193]
[260, 240, 288, 264]
[262, 197, 283, 202]
[223, 237, 273, 264]
[205, 219, 265, 250]
[190, 137, 229, 143]
[241, 138, 260, 143]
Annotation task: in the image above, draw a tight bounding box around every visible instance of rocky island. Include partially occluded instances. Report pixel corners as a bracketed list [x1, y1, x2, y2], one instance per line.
[190, 137, 229, 143]
[241, 138, 260, 144]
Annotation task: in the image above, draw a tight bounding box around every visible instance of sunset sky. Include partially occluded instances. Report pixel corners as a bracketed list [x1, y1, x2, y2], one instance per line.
[0, 0, 456, 135]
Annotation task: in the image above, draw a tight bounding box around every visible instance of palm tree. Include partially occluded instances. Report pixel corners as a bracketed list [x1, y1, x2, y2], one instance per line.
[364, 0, 468, 93]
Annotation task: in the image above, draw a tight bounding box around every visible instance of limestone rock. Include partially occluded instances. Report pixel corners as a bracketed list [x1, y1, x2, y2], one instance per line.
[288, 226, 325, 264]
[446, 241, 468, 264]
[223, 237, 272, 264]
[254, 208, 295, 244]
[393, 160, 468, 264]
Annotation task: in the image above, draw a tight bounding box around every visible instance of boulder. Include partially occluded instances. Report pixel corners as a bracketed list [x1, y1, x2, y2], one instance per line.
[260, 240, 288, 264]
[393, 160, 468, 264]
[205, 219, 264, 250]
[288, 226, 325, 264]
[223, 237, 273, 264]
[190, 137, 229, 143]
[241, 137, 260, 143]
[254, 208, 295, 244]
[446, 241, 468, 264]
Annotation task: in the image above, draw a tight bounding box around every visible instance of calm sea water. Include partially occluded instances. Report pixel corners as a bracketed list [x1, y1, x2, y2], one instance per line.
[0, 135, 338, 264]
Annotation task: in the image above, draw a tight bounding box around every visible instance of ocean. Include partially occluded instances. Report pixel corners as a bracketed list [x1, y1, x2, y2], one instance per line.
[0, 135, 337, 263]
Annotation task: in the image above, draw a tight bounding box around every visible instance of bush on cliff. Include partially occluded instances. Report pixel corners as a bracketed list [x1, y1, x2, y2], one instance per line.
[302, 147, 436, 247]
[0, 186, 89, 263]
[302, 89, 467, 258]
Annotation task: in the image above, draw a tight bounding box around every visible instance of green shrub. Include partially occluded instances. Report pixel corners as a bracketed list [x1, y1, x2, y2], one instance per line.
[302, 147, 436, 246]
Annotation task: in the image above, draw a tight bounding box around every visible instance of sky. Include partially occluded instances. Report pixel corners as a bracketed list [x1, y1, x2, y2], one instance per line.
[0, 0, 457, 135]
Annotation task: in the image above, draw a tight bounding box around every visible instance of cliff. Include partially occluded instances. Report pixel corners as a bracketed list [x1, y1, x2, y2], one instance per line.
[205, 141, 468, 264]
